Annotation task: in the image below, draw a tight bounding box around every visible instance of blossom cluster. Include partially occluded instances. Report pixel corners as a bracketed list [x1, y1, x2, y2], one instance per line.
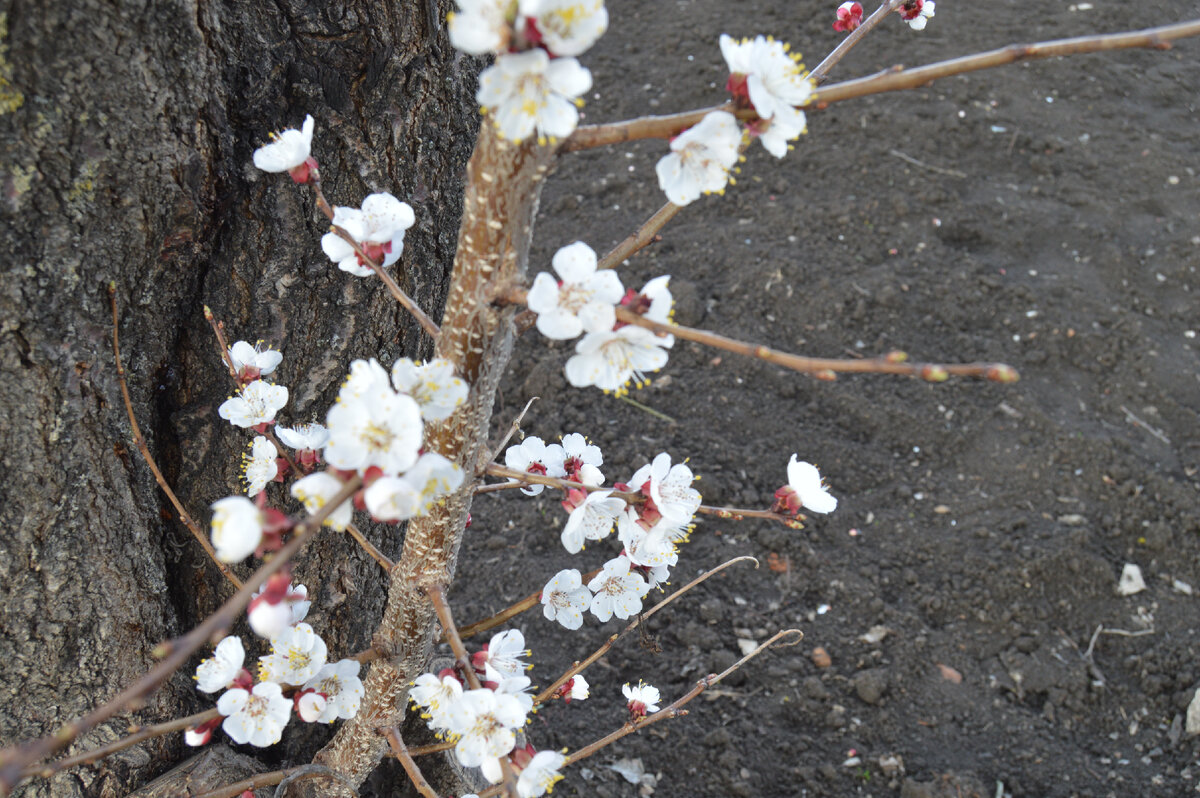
[527, 240, 674, 393]
[410, 629, 569, 797]
[209, 345, 469, 563]
[448, 0, 608, 143]
[186, 579, 364, 748]
[252, 116, 417, 279]
[502, 434, 702, 628]
[655, 34, 813, 205]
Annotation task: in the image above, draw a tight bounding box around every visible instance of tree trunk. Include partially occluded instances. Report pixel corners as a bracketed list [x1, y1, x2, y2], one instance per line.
[0, 0, 479, 794]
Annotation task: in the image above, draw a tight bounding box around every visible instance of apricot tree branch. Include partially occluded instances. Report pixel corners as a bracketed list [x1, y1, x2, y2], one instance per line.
[561, 19, 1200, 151]
[384, 728, 439, 798]
[596, 201, 680, 270]
[613, 306, 1019, 382]
[19, 709, 219, 780]
[0, 475, 362, 792]
[426, 584, 482, 691]
[110, 286, 242, 589]
[809, 0, 905, 84]
[535, 556, 759, 705]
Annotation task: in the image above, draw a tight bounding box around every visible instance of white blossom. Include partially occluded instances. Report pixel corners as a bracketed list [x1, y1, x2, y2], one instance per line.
[567, 674, 589, 700]
[655, 111, 742, 206]
[637, 275, 674, 326]
[561, 490, 624, 553]
[564, 325, 672, 394]
[290, 472, 354, 531]
[787, 455, 837, 514]
[276, 423, 329, 451]
[527, 241, 624, 340]
[243, 435, 278, 497]
[391, 358, 469, 421]
[478, 629, 530, 682]
[324, 389, 423, 475]
[449, 0, 516, 54]
[477, 49, 592, 144]
[210, 496, 264, 563]
[248, 582, 310, 641]
[301, 659, 364, 722]
[321, 193, 416, 277]
[719, 34, 812, 157]
[519, 0, 607, 57]
[339, 358, 393, 403]
[228, 340, 283, 379]
[494, 674, 535, 714]
[904, 0, 936, 30]
[560, 432, 603, 480]
[622, 680, 661, 715]
[296, 691, 327, 723]
[629, 452, 701, 524]
[517, 749, 567, 797]
[446, 688, 528, 767]
[587, 555, 650, 621]
[504, 436, 567, 496]
[364, 452, 463, 521]
[541, 568, 592, 630]
[617, 510, 680, 569]
[217, 681, 292, 747]
[253, 115, 314, 173]
[411, 672, 465, 733]
[218, 379, 288, 428]
[259, 622, 328, 685]
[195, 636, 245, 693]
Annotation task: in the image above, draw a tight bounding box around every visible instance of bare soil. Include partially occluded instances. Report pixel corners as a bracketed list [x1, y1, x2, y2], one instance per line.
[447, 2, 1200, 797]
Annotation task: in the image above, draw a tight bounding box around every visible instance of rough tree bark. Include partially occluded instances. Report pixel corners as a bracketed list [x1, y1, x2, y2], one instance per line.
[0, 0, 479, 795]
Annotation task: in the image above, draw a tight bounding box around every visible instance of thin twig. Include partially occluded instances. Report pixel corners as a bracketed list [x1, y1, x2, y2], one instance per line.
[488, 396, 539, 465]
[426, 584, 482, 691]
[385, 728, 439, 798]
[696, 504, 803, 529]
[596, 201, 680, 270]
[561, 19, 1200, 151]
[110, 286, 242, 589]
[612, 306, 1018, 382]
[407, 739, 456, 757]
[481, 464, 805, 528]
[20, 709, 219, 780]
[455, 568, 602, 642]
[346, 523, 395, 571]
[0, 475, 363, 791]
[535, 556, 759, 704]
[191, 767, 303, 798]
[501, 287, 1018, 382]
[809, 0, 905, 84]
[202, 306, 239, 382]
[561, 629, 801, 767]
[479, 630, 802, 798]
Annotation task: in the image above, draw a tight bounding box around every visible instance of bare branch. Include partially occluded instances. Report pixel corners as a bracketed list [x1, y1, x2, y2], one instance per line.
[384, 728, 439, 798]
[612, 306, 1019, 383]
[110, 287, 242, 589]
[535, 556, 759, 704]
[596, 201, 680, 270]
[20, 709, 219, 780]
[562, 19, 1200, 151]
[426, 584, 482, 691]
[809, 0, 905, 84]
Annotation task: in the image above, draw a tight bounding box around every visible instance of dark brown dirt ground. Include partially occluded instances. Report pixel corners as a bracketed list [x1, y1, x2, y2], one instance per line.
[447, 2, 1200, 797]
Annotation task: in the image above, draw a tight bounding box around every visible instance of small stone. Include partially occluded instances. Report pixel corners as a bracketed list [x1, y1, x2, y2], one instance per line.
[736, 638, 758, 656]
[1186, 688, 1200, 736]
[811, 647, 832, 668]
[1118, 563, 1146, 596]
[858, 625, 890, 644]
[852, 669, 888, 705]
